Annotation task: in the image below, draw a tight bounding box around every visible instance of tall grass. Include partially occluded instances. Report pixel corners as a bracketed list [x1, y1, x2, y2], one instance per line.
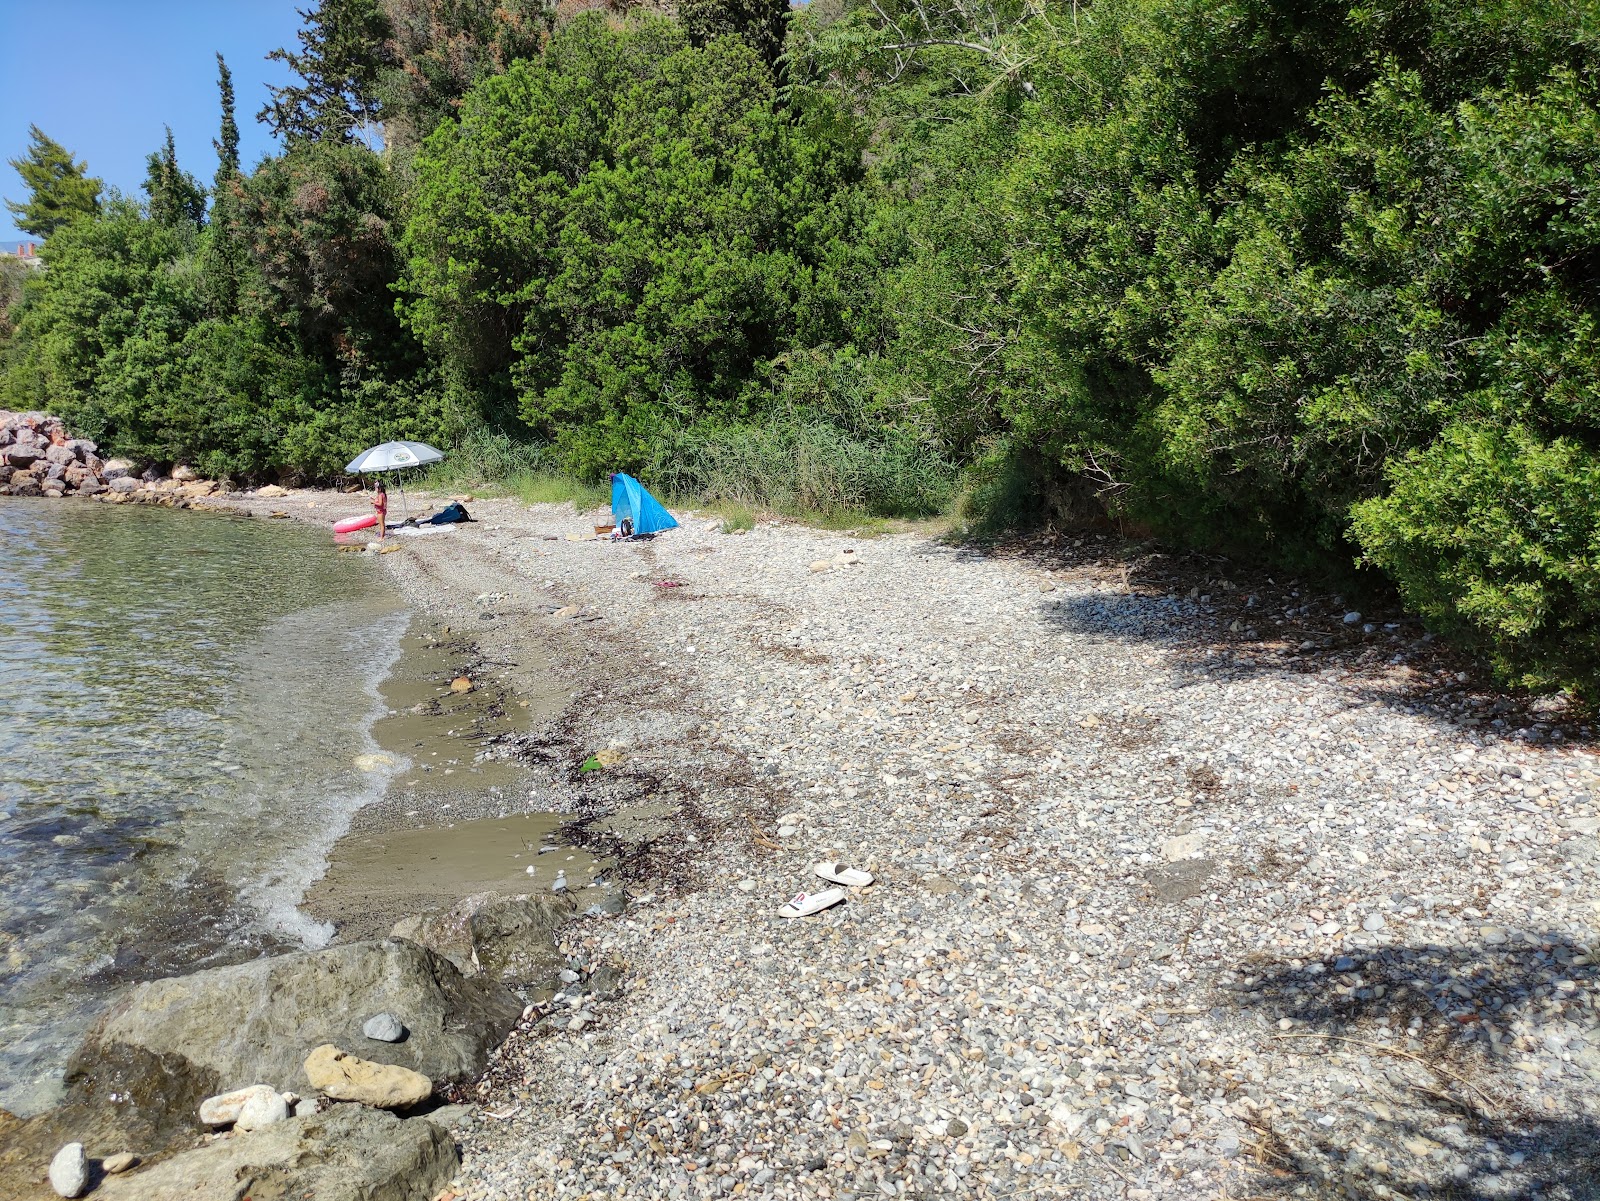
[422, 427, 546, 489]
[646, 421, 956, 519]
[419, 428, 610, 510]
[419, 418, 957, 526]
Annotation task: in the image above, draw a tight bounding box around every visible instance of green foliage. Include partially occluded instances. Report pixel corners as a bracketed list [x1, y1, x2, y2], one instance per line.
[142, 127, 207, 230]
[0, 257, 28, 345]
[205, 57, 248, 316]
[1353, 425, 1600, 694]
[403, 15, 866, 476]
[2, 190, 448, 480]
[5, 125, 102, 238]
[237, 140, 414, 369]
[214, 54, 241, 177]
[377, 0, 555, 151]
[261, 0, 393, 143]
[680, 0, 790, 71]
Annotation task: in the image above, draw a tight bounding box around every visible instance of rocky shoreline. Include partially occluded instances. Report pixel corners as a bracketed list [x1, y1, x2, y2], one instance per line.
[4, 472, 1598, 1200]
[0, 411, 252, 505]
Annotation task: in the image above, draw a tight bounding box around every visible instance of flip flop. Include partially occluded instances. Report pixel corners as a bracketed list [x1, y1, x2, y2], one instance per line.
[814, 862, 875, 888]
[777, 888, 845, 918]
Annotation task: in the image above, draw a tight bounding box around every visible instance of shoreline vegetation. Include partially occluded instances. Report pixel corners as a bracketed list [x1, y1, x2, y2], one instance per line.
[1, 0, 1597, 698]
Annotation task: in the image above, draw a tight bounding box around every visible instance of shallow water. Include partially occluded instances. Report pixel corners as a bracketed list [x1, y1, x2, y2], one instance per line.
[0, 500, 408, 1115]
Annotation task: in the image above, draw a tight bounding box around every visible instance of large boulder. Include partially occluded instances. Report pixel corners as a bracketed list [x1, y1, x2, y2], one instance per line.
[391, 892, 574, 993]
[93, 1104, 458, 1201]
[4, 445, 40, 469]
[45, 444, 75, 468]
[100, 459, 133, 480]
[71, 940, 521, 1104]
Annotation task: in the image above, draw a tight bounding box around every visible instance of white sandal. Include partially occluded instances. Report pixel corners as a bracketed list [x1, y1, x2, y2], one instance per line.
[777, 888, 845, 918]
[814, 862, 874, 888]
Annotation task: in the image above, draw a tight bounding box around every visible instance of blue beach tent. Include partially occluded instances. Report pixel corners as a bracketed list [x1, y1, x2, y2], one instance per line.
[610, 473, 679, 536]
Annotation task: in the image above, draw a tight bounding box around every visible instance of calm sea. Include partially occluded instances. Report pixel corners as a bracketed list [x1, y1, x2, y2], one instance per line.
[0, 499, 408, 1115]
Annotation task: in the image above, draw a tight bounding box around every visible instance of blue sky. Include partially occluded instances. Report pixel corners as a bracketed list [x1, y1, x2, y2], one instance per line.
[1, 2, 307, 248]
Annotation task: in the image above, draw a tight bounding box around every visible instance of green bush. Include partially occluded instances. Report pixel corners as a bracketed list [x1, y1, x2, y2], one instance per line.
[1353, 424, 1600, 697]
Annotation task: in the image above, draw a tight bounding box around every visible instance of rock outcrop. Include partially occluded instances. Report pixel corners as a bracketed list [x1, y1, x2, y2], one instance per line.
[0, 411, 241, 503]
[70, 939, 520, 1105]
[0, 413, 108, 498]
[391, 891, 575, 993]
[93, 1104, 458, 1201]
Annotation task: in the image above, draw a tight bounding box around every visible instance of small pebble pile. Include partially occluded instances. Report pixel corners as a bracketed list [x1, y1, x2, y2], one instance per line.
[347, 498, 1600, 1201]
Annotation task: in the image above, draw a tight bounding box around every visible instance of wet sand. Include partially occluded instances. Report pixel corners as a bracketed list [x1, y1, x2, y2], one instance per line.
[301, 616, 606, 942]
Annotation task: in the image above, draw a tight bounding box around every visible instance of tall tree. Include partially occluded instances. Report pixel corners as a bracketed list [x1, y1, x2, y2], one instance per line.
[214, 52, 240, 175]
[679, 0, 791, 72]
[142, 127, 207, 229]
[204, 54, 248, 314]
[4, 126, 103, 238]
[260, 0, 394, 143]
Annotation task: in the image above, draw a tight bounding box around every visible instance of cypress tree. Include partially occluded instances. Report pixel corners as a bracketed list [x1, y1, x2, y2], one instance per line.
[214, 53, 240, 176]
[203, 54, 247, 313]
[142, 126, 206, 229]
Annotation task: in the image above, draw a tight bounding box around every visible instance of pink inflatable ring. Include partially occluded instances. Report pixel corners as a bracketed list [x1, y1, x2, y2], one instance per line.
[333, 513, 379, 534]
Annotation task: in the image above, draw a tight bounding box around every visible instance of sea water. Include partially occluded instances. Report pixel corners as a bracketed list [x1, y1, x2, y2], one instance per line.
[0, 499, 408, 1115]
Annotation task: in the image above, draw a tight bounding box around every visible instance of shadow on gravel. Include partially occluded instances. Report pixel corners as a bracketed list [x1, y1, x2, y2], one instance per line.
[945, 523, 1590, 739]
[1226, 934, 1600, 1200]
[1037, 582, 1590, 744]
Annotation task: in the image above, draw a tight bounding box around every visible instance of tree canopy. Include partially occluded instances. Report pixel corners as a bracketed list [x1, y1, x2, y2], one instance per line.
[5, 125, 103, 238]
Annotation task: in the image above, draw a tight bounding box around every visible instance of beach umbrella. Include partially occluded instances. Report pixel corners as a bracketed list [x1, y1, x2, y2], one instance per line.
[345, 441, 444, 473]
[345, 441, 444, 522]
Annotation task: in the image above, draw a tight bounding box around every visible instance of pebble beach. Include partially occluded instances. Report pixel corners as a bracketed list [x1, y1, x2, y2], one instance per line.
[228, 490, 1600, 1201]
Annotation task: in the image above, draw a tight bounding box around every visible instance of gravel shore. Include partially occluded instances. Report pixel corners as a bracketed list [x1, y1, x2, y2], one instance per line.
[228, 491, 1600, 1201]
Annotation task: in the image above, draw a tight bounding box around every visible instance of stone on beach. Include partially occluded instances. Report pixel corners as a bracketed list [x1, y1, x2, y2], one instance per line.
[363, 1012, 405, 1043]
[199, 1083, 279, 1127]
[101, 1152, 138, 1175]
[303, 1045, 432, 1109]
[47, 1143, 87, 1198]
[236, 1087, 290, 1131]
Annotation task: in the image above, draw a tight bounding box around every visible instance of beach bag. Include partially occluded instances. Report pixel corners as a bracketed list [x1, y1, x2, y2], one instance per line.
[430, 501, 471, 525]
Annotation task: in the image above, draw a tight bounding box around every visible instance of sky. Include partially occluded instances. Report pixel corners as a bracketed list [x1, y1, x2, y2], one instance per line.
[1, 1, 308, 249]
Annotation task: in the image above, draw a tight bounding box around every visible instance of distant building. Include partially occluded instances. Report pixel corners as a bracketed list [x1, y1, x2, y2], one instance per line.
[2, 241, 43, 269]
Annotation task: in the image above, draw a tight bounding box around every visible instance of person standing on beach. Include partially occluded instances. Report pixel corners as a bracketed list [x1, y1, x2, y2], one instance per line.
[373, 480, 388, 540]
